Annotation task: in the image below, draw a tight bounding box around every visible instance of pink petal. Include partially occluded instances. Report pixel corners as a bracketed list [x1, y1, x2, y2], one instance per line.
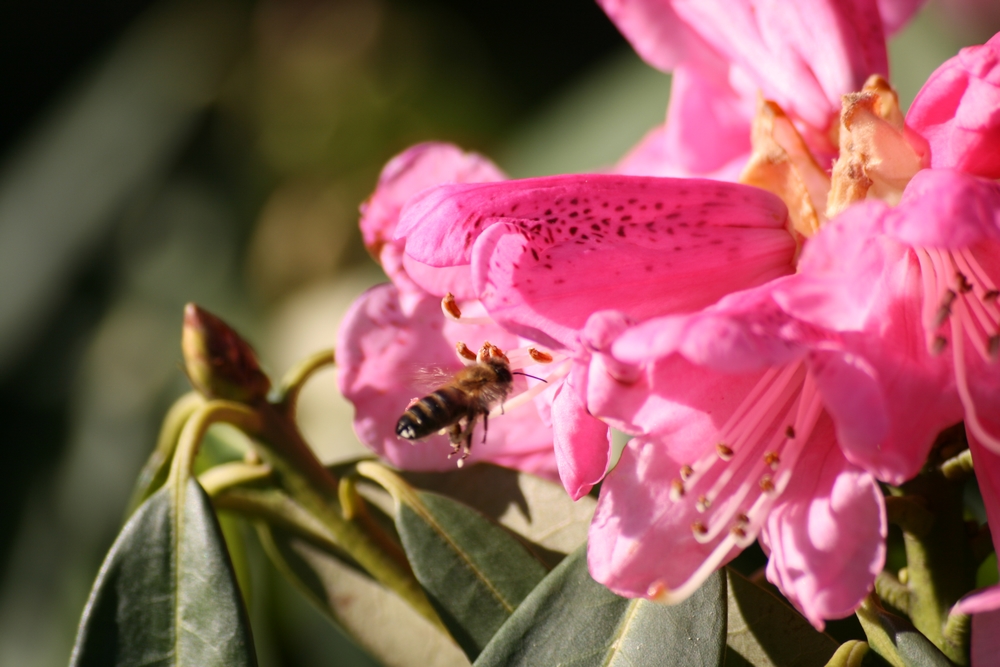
[610, 281, 819, 374]
[763, 427, 886, 630]
[360, 142, 504, 289]
[956, 586, 1000, 615]
[972, 607, 1000, 667]
[876, 0, 927, 36]
[661, 64, 753, 177]
[671, 0, 888, 131]
[969, 435, 1000, 559]
[788, 200, 963, 482]
[596, 0, 722, 72]
[400, 255, 477, 300]
[907, 33, 1000, 179]
[551, 367, 611, 500]
[784, 200, 896, 331]
[587, 434, 743, 599]
[883, 169, 1000, 249]
[425, 176, 795, 347]
[335, 283, 555, 473]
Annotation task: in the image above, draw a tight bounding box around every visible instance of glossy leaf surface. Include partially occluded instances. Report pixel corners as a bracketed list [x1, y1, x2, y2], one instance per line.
[394, 487, 549, 659]
[474, 545, 727, 667]
[258, 523, 469, 667]
[70, 479, 256, 667]
[856, 597, 953, 667]
[726, 569, 840, 666]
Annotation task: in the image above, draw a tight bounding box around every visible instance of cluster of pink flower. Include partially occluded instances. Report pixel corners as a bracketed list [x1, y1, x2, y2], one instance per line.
[337, 0, 1000, 634]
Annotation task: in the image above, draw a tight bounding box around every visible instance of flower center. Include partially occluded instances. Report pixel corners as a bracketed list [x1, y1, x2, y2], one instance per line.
[916, 246, 1000, 449]
[650, 363, 824, 602]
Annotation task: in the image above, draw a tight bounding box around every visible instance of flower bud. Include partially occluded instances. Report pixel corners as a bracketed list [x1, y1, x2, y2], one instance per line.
[182, 303, 271, 402]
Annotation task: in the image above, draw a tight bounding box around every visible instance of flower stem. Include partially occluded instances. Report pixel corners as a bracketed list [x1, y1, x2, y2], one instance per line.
[274, 348, 336, 416]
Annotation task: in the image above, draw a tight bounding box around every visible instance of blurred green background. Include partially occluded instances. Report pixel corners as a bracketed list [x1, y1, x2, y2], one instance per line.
[0, 1, 996, 665]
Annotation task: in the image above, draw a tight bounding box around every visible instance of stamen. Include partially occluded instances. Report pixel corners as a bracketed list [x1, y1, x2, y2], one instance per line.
[985, 290, 999, 302]
[680, 464, 694, 480]
[441, 293, 495, 325]
[487, 359, 570, 417]
[956, 272, 973, 293]
[670, 478, 686, 500]
[442, 293, 462, 319]
[764, 451, 780, 469]
[785, 425, 796, 439]
[528, 347, 554, 363]
[759, 475, 775, 492]
[691, 522, 708, 536]
[731, 525, 747, 539]
[934, 289, 957, 328]
[505, 345, 565, 368]
[455, 341, 477, 361]
[716, 444, 734, 460]
[696, 495, 710, 512]
[933, 336, 948, 354]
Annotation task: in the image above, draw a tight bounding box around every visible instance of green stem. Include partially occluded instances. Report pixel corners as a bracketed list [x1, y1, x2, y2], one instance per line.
[898, 472, 976, 665]
[875, 571, 911, 615]
[274, 348, 336, 417]
[198, 461, 272, 497]
[940, 449, 974, 482]
[249, 404, 443, 631]
[124, 391, 204, 517]
[211, 486, 351, 561]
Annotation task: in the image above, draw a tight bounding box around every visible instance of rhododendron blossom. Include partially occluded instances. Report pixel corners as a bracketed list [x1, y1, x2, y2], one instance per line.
[337, 143, 561, 477]
[382, 0, 959, 630]
[605, 0, 926, 179]
[336, 0, 998, 636]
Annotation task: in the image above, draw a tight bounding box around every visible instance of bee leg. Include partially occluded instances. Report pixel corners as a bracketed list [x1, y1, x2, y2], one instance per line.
[458, 420, 475, 467]
[481, 411, 488, 444]
[446, 423, 464, 460]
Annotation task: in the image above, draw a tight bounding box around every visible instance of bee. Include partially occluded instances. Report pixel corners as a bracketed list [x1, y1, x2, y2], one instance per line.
[396, 342, 514, 464]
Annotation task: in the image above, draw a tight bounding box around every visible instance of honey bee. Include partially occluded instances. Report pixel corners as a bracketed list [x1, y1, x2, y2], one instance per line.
[395, 342, 514, 463]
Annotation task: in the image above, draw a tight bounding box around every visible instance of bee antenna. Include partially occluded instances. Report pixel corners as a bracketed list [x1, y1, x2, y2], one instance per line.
[511, 371, 547, 383]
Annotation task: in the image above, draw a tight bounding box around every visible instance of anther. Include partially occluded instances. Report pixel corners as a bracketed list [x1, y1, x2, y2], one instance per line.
[528, 347, 554, 363]
[956, 272, 973, 293]
[680, 464, 694, 480]
[933, 335, 948, 355]
[759, 475, 775, 493]
[989, 335, 1000, 359]
[691, 522, 708, 536]
[696, 495, 711, 512]
[764, 452, 780, 469]
[455, 341, 477, 361]
[735, 513, 749, 524]
[934, 290, 957, 328]
[984, 289, 999, 301]
[670, 478, 685, 500]
[442, 293, 463, 320]
[647, 581, 667, 598]
[731, 525, 747, 539]
[716, 443, 734, 461]
[785, 425, 796, 439]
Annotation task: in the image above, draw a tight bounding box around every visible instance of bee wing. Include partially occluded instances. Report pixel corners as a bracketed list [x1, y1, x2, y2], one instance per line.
[411, 366, 456, 393]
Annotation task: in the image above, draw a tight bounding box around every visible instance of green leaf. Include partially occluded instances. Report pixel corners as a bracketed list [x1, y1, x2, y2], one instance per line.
[395, 489, 550, 659]
[70, 480, 257, 667]
[257, 524, 469, 667]
[474, 545, 727, 667]
[856, 596, 954, 667]
[726, 569, 840, 666]
[401, 463, 596, 563]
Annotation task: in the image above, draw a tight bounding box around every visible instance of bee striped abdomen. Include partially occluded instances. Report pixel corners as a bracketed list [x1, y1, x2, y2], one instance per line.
[396, 387, 469, 440]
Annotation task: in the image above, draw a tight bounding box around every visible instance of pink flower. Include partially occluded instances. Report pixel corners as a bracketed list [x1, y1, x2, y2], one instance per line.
[604, 0, 925, 178]
[337, 143, 559, 477]
[397, 175, 797, 498]
[389, 5, 947, 629]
